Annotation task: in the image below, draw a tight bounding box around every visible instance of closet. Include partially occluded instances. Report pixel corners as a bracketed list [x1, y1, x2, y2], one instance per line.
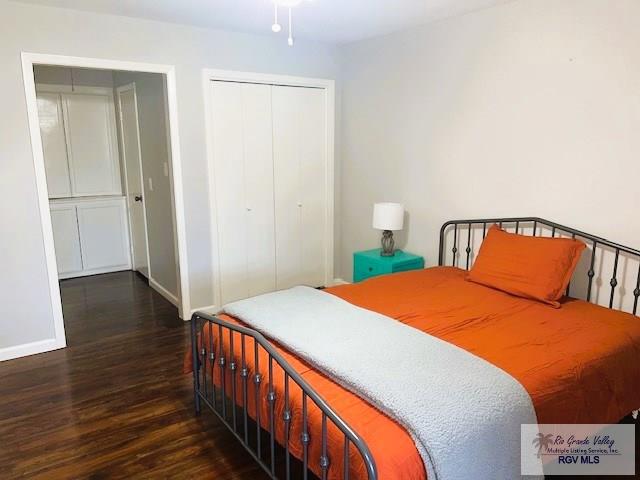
[209, 79, 332, 305]
[37, 85, 131, 279]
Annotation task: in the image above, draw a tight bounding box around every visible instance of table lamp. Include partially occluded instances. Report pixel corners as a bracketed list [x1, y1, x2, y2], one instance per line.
[372, 202, 404, 256]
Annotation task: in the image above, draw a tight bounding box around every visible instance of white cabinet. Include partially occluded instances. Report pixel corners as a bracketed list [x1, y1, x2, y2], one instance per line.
[36, 87, 122, 199]
[50, 204, 83, 276]
[37, 93, 71, 198]
[209, 80, 330, 305]
[49, 197, 131, 279]
[40, 86, 130, 280]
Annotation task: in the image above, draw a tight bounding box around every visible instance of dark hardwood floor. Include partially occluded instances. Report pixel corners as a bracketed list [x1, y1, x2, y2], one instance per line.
[0, 271, 269, 479]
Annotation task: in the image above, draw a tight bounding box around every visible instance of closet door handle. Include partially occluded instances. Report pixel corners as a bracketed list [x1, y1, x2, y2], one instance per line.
[297, 202, 302, 208]
[134, 195, 143, 202]
[246, 207, 252, 212]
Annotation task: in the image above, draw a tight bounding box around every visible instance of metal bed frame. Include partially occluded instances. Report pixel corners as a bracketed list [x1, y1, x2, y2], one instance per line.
[439, 217, 640, 314]
[191, 217, 640, 480]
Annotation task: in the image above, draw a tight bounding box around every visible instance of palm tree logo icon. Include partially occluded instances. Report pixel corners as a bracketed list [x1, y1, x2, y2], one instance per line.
[533, 433, 554, 458]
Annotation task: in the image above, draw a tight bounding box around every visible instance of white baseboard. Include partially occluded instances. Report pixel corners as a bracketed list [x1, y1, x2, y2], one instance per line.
[331, 278, 350, 285]
[188, 304, 219, 320]
[0, 337, 66, 362]
[59, 265, 131, 280]
[149, 277, 179, 306]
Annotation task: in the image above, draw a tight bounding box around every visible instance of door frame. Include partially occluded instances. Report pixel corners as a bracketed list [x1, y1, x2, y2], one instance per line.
[20, 52, 192, 358]
[202, 69, 335, 309]
[116, 82, 152, 280]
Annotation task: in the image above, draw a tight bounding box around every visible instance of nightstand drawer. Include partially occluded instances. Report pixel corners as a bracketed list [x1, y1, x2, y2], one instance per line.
[354, 257, 387, 282]
[392, 258, 425, 273]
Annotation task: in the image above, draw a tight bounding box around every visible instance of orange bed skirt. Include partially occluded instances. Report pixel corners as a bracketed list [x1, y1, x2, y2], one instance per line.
[186, 267, 640, 480]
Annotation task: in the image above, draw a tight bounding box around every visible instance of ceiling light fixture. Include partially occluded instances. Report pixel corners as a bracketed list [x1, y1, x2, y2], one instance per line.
[271, 0, 310, 47]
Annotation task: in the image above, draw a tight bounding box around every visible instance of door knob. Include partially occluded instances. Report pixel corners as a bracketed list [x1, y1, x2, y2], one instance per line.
[134, 195, 143, 202]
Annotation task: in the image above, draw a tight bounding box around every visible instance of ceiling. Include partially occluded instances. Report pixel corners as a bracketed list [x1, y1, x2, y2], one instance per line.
[13, 0, 512, 44]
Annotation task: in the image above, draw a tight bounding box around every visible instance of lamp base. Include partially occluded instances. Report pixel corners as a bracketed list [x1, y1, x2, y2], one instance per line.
[380, 230, 395, 256]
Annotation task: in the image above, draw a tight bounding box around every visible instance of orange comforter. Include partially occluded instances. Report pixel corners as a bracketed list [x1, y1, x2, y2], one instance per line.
[188, 267, 640, 480]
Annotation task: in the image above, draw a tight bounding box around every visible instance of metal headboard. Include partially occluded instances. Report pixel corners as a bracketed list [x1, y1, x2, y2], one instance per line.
[439, 217, 640, 316]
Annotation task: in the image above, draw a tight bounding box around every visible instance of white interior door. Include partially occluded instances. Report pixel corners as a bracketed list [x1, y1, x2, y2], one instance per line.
[272, 85, 327, 289]
[117, 85, 150, 278]
[37, 92, 71, 198]
[63, 93, 122, 196]
[210, 80, 276, 304]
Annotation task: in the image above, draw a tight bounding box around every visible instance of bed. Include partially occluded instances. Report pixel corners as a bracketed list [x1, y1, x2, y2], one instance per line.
[188, 217, 640, 480]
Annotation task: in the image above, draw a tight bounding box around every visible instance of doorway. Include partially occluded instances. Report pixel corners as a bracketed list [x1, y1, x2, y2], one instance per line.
[21, 54, 191, 354]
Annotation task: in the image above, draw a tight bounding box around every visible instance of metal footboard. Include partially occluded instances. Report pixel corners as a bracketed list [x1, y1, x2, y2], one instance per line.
[191, 312, 377, 480]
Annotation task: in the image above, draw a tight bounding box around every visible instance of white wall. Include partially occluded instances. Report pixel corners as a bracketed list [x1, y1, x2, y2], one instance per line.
[339, 0, 640, 280]
[113, 71, 179, 299]
[0, 0, 339, 354]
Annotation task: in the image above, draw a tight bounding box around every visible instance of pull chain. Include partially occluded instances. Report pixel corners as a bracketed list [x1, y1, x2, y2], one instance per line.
[272, 3, 281, 32]
[287, 7, 293, 46]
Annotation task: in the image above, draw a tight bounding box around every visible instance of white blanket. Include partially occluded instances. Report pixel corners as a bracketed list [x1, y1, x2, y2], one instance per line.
[223, 286, 540, 480]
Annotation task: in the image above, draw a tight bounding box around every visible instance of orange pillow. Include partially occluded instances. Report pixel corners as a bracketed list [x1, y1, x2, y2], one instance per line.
[466, 225, 586, 307]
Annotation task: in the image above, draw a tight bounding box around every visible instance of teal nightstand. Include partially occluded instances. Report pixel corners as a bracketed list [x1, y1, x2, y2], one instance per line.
[353, 249, 425, 283]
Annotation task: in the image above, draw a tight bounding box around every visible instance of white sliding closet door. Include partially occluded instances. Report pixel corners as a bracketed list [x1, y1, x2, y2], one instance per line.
[243, 85, 277, 297]
[272, 86, 327, 289]
[211, 81, 276, 304]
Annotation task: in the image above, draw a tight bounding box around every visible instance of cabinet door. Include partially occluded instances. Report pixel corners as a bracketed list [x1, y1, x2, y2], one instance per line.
[63, 93, 122, 196]
[37, 93, 71, 198]
[76, 199, 131, 272]
[210, 81, 276, 304]
[273, 86, 327, 289]
[50, 204, 83, 276]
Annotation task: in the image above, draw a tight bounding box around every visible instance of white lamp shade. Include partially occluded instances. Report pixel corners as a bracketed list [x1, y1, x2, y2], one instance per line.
[372, 203, 404, 231]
